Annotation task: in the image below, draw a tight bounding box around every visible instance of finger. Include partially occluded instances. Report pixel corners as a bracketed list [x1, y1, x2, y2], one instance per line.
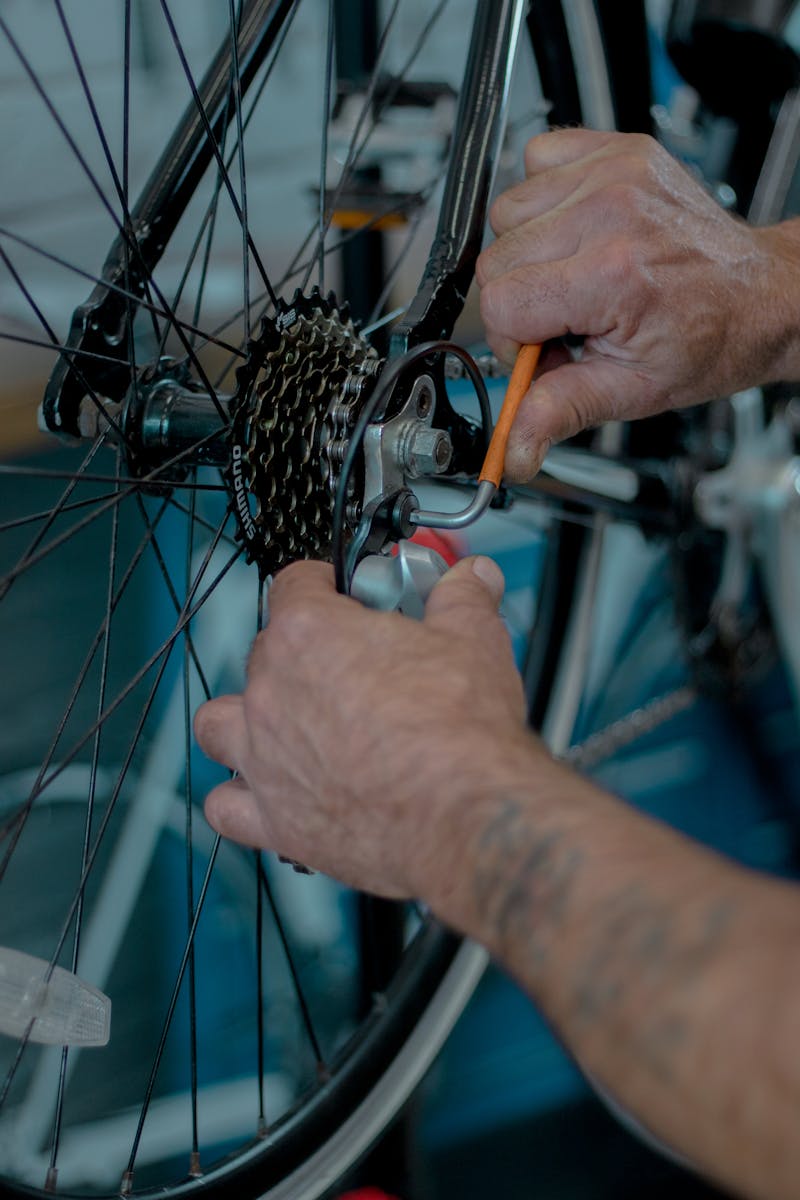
[424, 555, 506, 633]
[489, 166, 587, 236]
[489, 173, 574, 237]
[267, 558, 338, 613]
[478, 209, 582, 284]
[485, 329, 520, 370]
[504, 356, 658, 482]
[204, 776, 270, 850]
[479, 242, 624, 348]
[523, 128, 619, 175]
[251, 560, 358, 676]
[194, 694, 248, 772]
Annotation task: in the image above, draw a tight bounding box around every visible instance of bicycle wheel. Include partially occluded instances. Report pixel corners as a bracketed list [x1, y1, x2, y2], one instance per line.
[0, 3, 632, 1197]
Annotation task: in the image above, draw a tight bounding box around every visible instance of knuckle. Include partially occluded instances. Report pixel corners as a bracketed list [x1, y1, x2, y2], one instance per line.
[628, 131, 661, 162]
[479, 275, 503, 327]
[602, 236, 637, 288]
[601, 177, 647, 221]
[243, 675, 278, 732]
[488, 193, 507, 235]
[523, 130, 551, 174]
[475, 246, 493, 288]
[271, 600, 321, 649]
[268, 559, 313, 603]
[522, 134, 539, 176]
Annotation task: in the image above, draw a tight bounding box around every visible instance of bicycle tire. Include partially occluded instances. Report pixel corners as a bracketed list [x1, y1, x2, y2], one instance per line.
[0, 3, 640, 1197]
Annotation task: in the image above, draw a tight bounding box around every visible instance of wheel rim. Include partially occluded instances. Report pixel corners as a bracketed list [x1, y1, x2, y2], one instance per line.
[0, 1, 628, 1195]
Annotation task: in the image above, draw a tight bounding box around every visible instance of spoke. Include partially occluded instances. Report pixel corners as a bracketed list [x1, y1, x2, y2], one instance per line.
[0, 491, 123, 534]
[317, 0, 336, 292]
[0, 11, 169, 348]
[361, 304, 407, 337]
[173, 0, 303, 354]
[123, 0, 132, 205]
[47, 448, 123, 1187]
[0, 495, 173, 951]
[0, 610, 224, 1114]
[255, 575, 267, 1133]
[185, 65, 235, 349]
[0, 429, 231, 593]
[303, 0, 410, 290]
[3, 5, 295, 414]
[0, 436, 108, 604]
[1, 223, 237, 438]
[0, 518, 239, 1044]
[0, 244, 130, 448]
[121, 837, 221, 1195]
[0, 226, 246, 362]
[366, 204, 427, 328]
[182, 480, 200, 1176]
[353, 0, 451, 166]
[0, 331, 133, 371]
[135, 494, 213, 703]
[205, 172, 439, 386]
[32, 534, 240, 809]
[0, 466, 227, 491]
[255, 848, 266, 1135]
[319, 0, 453, 300]
[168, 494, 241, 549]
[52, 0, 161, 344]
[158, 0, 278, 309]
[0, 15, 132, 251]
[120, 0, 145, 458]
[208, 169, 441, 387]
[258, 857, 326, 1073]
[229, 0, 252, 346]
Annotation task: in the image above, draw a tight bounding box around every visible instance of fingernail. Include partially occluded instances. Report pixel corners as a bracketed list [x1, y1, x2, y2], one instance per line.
[471, 555, 505, 604]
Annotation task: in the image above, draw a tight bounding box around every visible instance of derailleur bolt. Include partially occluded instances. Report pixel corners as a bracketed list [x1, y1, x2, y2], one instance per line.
[396, 423, 453, 478]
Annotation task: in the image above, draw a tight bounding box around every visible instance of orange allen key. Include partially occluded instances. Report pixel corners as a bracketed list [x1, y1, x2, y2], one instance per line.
[479, 342, 542, 487]
[409, 343, 541, 530]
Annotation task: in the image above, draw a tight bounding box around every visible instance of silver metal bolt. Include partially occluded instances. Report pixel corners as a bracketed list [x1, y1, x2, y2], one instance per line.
[405, 425, 452, 477]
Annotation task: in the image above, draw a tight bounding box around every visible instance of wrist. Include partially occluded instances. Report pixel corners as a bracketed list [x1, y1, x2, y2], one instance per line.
[418, 732, 591, 950]
[747, 218, 800, 386]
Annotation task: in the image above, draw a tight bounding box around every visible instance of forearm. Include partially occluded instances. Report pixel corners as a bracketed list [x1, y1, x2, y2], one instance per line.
[428, 736, 800, 1200]
[750, 216, 800, 387]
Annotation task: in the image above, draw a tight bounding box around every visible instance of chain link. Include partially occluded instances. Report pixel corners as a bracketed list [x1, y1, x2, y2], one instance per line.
[560, 685, 697, 772]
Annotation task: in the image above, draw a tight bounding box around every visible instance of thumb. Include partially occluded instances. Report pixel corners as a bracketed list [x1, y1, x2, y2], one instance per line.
[504, 357, 649, 482]
[424, 555, 505, 632]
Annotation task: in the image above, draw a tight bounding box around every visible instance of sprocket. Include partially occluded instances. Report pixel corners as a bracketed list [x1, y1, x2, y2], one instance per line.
[227, 288, 380, 577]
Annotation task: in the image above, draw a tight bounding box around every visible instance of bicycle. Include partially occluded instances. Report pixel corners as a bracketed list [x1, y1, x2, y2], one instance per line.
[0, 2, 797, 1198]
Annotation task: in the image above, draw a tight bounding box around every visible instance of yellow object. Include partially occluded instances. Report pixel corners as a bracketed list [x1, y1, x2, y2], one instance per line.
[331, 208, 408, 231]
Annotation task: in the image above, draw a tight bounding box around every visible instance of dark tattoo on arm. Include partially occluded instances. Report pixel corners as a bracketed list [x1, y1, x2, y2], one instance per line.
[472, 797, 584, 966]
[471, 794, 738, 1085]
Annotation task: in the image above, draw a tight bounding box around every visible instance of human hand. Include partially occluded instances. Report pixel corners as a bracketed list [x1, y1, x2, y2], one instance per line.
[477, 128, 800, 480]
[194, 556, 531, 906]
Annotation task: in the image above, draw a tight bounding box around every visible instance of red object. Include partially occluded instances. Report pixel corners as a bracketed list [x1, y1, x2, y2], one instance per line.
[391, 526, 463, 567]
[335, 1191, 402, 1200]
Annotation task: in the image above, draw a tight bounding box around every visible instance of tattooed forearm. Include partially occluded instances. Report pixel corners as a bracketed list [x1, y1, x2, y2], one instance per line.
[570, 887, 737, 1082]
[456, 765, 800, 1200]
[470, 790, 739, 1086]
[472, 797, 583, 968]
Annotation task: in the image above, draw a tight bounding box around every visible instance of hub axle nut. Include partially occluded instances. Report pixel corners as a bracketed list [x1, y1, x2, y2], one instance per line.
[401, 425, 453, 478]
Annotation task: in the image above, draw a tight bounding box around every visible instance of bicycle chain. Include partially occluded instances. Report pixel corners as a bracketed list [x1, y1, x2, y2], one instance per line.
[560, 685, 697, 772]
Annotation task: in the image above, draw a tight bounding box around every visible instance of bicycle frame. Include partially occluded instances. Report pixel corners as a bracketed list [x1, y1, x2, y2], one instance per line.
[40, 0, 527, 439]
